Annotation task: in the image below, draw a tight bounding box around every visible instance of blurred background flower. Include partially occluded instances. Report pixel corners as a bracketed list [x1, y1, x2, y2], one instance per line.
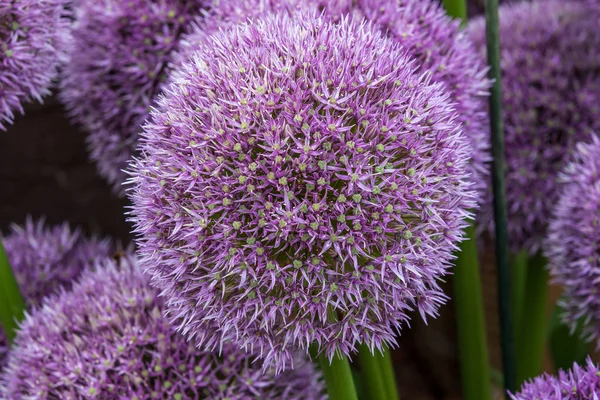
[0, 218, 113, 367]
[468, 0, 600, 253]
[59, 0, 210, 193]
[0, 0, 71, 129]
[545, 136, 600, 344]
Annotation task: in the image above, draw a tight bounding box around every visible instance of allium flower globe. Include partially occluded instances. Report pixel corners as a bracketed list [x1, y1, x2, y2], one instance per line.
[0, 256, 325, 399]
[59, 0, 209, 193]
[468, 0, 600, 253]
[0, 0, 71, 129]
[0, 219, 113, 367]
[176, 0, 491, 199]
[545, 136, 600, 344]
[129, 12, 475, 370]
[510, 358, 600, 399]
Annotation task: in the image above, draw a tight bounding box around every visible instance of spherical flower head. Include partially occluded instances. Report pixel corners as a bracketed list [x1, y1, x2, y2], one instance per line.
[59, 0, 210, 194]
[0, 0, 71, 129]
[175, 0, 491, 203]
[0, 255, 325, 399]
[129, 11, 475, 370]
[510, 358, 600, 399]
[172, 0, 338, 68]
[468, 0, 600, 253]
[0, 218, 113, 368]
[544, 136, 600, 344]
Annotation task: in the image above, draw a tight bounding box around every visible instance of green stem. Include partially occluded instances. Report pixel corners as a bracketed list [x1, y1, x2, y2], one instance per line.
[511, 251, 528, 330]
[377, 347, 399, 400]
[358, 345, 399, 400]
[484, 0, 517, 393]
[443, 0, 468, 25]
[515, 253, 548, 386]
[453, 224, 492, 400]
[318, 352, 359, 400]
[548, 304, 589, 371]
[0, 237, 25, 343]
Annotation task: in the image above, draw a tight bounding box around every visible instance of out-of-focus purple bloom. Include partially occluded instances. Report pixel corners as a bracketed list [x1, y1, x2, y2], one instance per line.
[468, 0, 600, 253]
[0, 0, 71, 129]
[129, 11, 475, 371]
[0, 255, 325, 399]
[510, 357, 600, 399]
[0, 218, 113, 368]
[176, 0, 491, 201]
[59, 0, 209, 194]
[545, 136, 600, 344]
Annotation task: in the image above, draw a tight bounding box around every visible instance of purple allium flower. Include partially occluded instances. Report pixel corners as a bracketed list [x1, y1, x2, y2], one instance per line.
[510, 357, 600, 399]
[0, 255, 325, 399]
[59, 0, 210, 193]
[176, 0, 491, 200]
[468, 0, 600, 253]
[545, 136, 600, 344]
[0, 218, 113, 368]
[129, 11, 476, 370]
[0, 0, 71, 130]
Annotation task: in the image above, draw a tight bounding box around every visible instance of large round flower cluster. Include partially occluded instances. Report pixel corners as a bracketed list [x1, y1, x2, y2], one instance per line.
[0, 0, 71, 129]
[0, 219, 113, 367]
[129, 11, 475, 370]
[59, 0, 210, 193]
[545, 136, 600, 343]
[0, 255, 324, 399]
[176, 0, 491, 199]
[468, 0, 600, 253]
[510, 358, 600, 399]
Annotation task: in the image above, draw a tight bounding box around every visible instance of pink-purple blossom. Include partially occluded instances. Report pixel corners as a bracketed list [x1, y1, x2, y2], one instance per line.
[129, 11, 476, 371]
[59, 0, 210, 193]
[468, 0, 600, 253]
[545, 136, 600, 344]
[0, 0, 71, 129]
[176, 0, 491, 200]
[0, 219, 113, 368]
[510, 358, 600, 399]
[0, 255, 325, 399]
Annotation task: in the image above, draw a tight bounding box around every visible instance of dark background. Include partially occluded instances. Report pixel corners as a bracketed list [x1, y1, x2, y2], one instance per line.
[0, 97, 131, 242]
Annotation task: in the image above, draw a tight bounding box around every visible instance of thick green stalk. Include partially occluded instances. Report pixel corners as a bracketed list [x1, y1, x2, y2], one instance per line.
[443, 0, 468, 25]
[0, 237, 25, 343]
[358, 345, 399, 400]
[484, 0, 516, 393]
[357, 345, 387, 400]
[377, 347, 399, 400]
[516, 254, 548, 385]
[318, 352, 359, 400]
[511, 251, 528, 329]
[453, 224, 492, 400]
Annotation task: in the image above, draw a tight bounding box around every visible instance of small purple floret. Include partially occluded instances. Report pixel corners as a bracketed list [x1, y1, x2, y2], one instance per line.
[0, 256, 325, 399]
[129, 11, 476, 370]
[0, 0, 71, 129]
[510, 358, 600, 399]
